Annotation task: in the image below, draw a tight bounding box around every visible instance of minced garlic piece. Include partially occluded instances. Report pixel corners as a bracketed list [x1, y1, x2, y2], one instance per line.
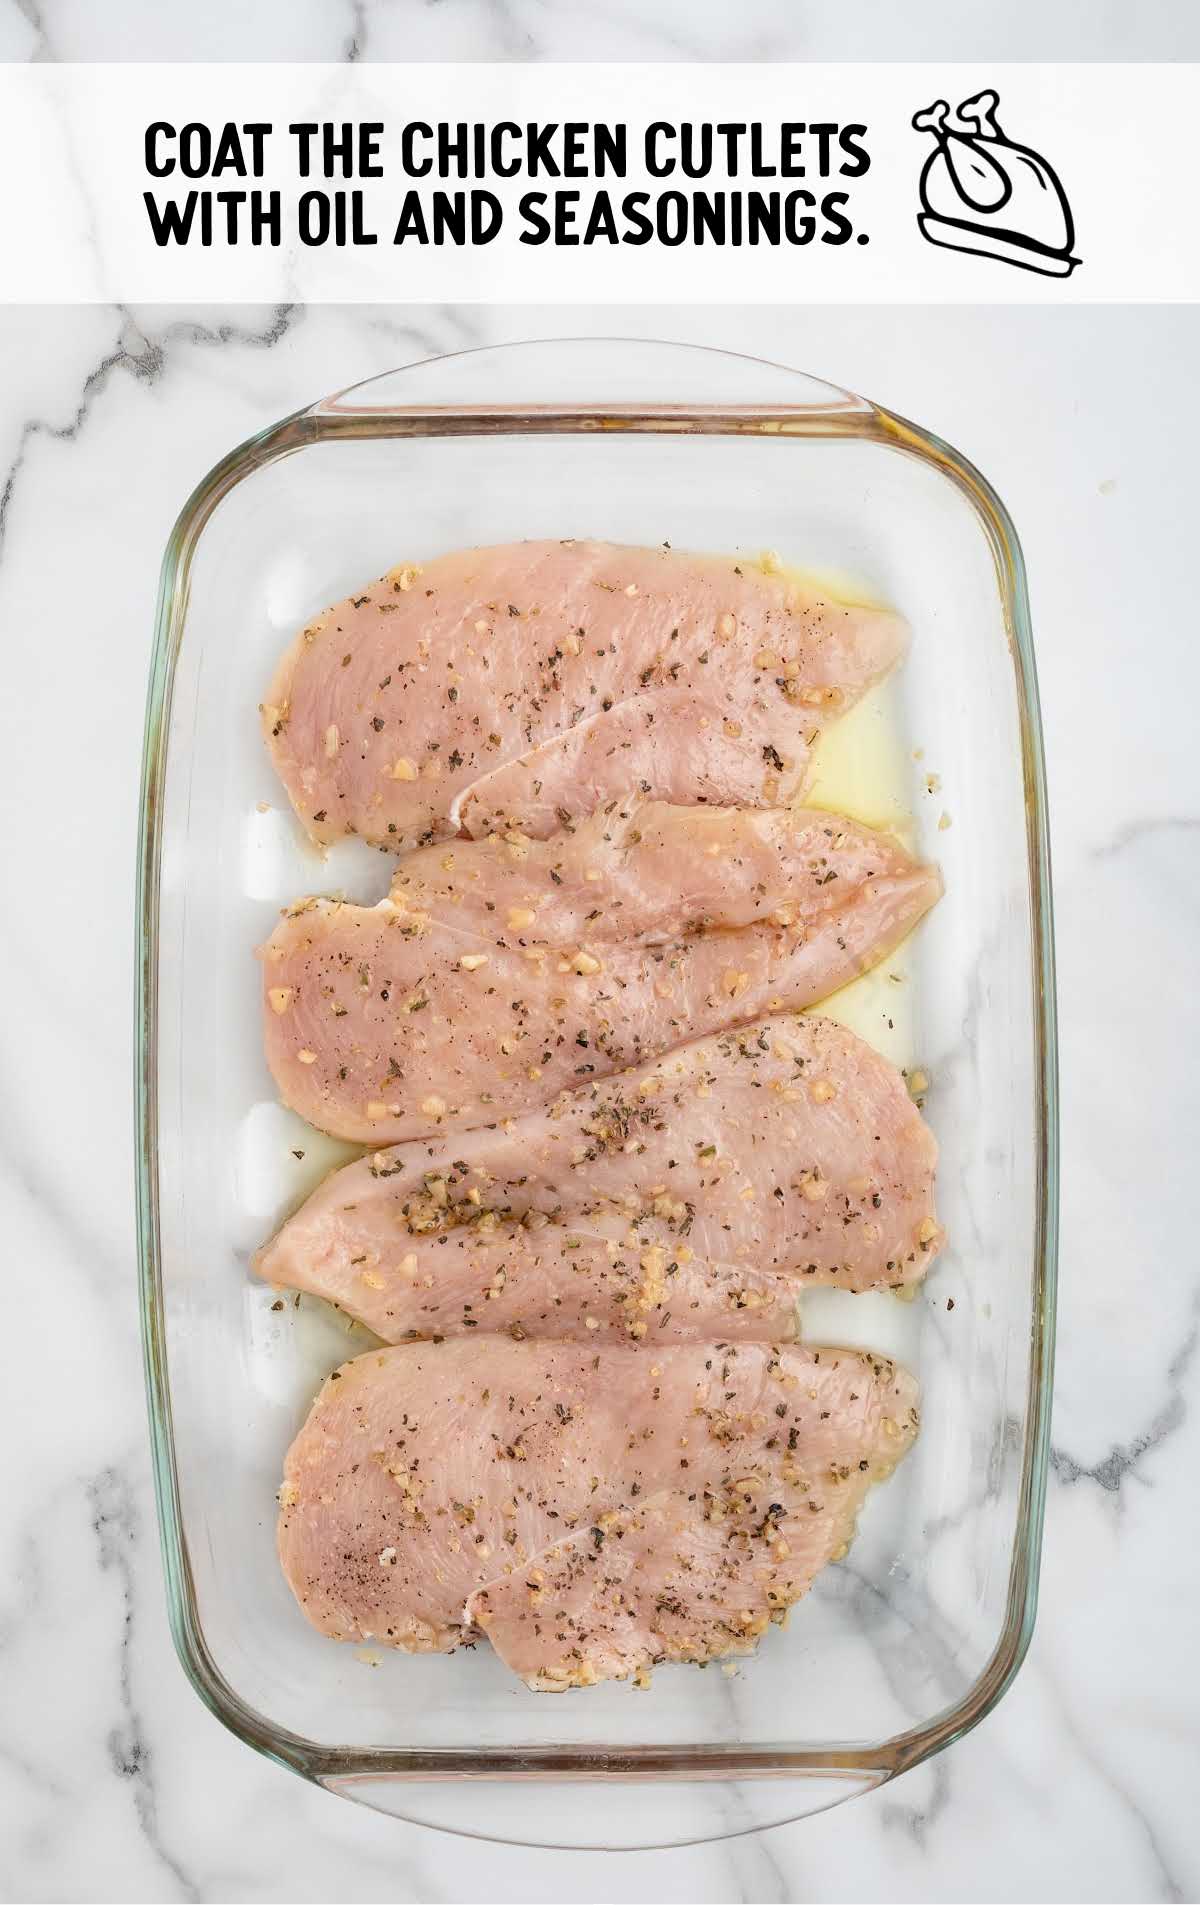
[268, 987, 294, 1015]
[389, 757, 417, 781]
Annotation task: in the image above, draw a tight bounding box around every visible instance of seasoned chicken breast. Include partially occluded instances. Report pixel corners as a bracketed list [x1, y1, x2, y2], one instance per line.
[261, 542, 908, 848]
[262, 1221, 802, 1346]
[259, 802, 940, 1143]
[277, 1336, 919, 1687]
[255, 1012, 942, 1340]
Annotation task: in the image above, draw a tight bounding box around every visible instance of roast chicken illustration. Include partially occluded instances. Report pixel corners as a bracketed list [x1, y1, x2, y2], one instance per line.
[912, 89, 1079, 277]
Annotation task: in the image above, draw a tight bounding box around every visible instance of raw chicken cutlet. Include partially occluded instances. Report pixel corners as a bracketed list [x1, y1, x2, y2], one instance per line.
[255, 1013, 942, 1343]
[277, 1336, 919, 1688]
[261, 540, 908, 848]
[262, 1220, 802, 1347]
[259, 802, 940, 1142]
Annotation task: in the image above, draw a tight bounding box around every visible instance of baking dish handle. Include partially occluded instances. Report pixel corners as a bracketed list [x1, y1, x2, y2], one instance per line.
[304, 335, 874, 428]
[320, 1767, 889, 1846]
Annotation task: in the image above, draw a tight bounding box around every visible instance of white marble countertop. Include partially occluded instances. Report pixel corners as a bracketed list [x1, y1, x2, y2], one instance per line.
[1, 0, 1198, 63]
[1, 294, 1197, 1903]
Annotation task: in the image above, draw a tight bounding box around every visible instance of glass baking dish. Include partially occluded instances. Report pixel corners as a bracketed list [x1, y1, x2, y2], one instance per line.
[136, 338, 1057, 1848]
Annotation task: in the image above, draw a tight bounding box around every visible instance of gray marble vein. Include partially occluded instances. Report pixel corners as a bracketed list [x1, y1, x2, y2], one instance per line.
[878, 1751, 952, 1851]
[0, 305, 301, 560]
[343, 0, 368, 62]
[88, 1468, 202, 1904]
[1093, 815, 1200, 861]
[8, 0, 48, 60]
[1034, 1655, 1186, 1905]
[1051, 1295, 1197, 1495]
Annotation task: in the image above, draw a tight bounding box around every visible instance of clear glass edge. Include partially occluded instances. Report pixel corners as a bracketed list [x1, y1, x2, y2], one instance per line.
[134, 341, 1059, 1804]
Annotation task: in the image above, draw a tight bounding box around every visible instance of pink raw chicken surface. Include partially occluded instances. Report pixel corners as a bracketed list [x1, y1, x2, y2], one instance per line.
[277, 1336, 919, 1689]
[255, 1011, 942, 1344]
[261, 540, 908, 848]
[259, 801, 940, 1144]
